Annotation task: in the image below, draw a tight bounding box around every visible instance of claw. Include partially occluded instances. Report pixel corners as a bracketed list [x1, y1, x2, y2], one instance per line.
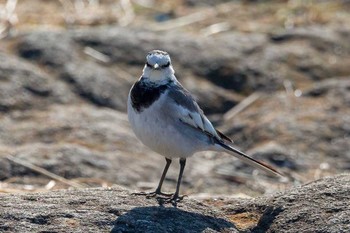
[146, 191, 173, 199]
[132, 191, 187, 206]
[163, 194, 187, 205]
[131, 190, 173, 198]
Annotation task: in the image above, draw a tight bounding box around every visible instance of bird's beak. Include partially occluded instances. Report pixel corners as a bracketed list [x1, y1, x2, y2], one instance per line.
[153, 63, 160, 69]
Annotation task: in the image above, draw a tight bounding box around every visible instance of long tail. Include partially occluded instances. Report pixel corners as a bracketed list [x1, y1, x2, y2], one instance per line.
[217, 141, 283, 177]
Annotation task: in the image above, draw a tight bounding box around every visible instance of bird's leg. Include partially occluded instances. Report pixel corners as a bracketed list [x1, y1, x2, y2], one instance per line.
[133, 158, 172, 197]
[152, 158, 172, 196]
[170, 158, 186, 202]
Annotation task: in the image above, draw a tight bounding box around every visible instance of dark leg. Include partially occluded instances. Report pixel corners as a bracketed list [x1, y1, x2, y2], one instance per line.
[155, 158, 172, 194]
[132, 158, 172, 197]
[172, 158, 186, 201]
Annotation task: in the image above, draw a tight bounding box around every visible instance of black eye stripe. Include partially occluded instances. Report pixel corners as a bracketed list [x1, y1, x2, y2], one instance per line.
[161, 62, 170, 68]
[145, 61, 171, 68]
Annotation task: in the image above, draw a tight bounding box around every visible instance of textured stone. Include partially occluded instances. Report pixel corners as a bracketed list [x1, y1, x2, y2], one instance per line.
[0, 175, 348, 232]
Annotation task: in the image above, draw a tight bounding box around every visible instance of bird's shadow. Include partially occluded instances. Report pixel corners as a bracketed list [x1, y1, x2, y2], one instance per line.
[111, 206, 236, 233]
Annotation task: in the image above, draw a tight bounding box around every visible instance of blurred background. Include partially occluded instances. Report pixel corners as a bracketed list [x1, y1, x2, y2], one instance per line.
[0, 0, 349, 198]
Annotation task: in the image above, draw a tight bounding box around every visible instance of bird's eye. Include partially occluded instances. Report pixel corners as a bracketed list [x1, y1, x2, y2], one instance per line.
[161, 62, 170, 68]
[146, 62, 153, 68]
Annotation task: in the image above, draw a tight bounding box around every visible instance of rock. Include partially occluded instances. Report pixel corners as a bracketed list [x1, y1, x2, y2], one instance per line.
[184, 0, 230, 7]
[0, 174, 348, 232]
[17, 30, 77, 68]
[214, 142, 301, 183]
[0, 104, 163, 188]
[270, 26, 350, 53]
[71, 25, 350, 93]
[269, 26, 350, 82]
[72, 27, 273, 93]
[0, 186, 236, 233]
[14, 28, 242, 113]
[220, 78, 350, 176]
[302, 77, 350, 102]
[249, 142, 301, 171]
[13, 25, 350, 112]
[15, 30, 133, 112]
[61, 61, 132, 111]
[0, 52, 76, 112]
[221, 174, 350, 232]
[180, 74, 244, 114]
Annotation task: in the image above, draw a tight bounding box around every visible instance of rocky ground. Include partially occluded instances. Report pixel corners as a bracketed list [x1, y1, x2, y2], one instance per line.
[0, 0, 349, 232]
[0, 174, 349, 232]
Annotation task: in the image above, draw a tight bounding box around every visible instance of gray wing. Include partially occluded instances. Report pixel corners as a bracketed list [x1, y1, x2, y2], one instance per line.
[167, 81, 281, 176]
[166, 81, 221, 140]
[167, 81, 200, 112]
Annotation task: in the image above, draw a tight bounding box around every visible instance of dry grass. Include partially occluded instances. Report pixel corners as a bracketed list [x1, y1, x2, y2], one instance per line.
[0, 0, 349, 38]
[0, 153, 113, 194]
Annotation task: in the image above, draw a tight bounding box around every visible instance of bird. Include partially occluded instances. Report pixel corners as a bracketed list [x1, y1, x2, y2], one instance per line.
[127, 50, 282, 202]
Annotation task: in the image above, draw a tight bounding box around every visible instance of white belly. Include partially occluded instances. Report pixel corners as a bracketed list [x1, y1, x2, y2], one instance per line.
[127, 94, 199, 158]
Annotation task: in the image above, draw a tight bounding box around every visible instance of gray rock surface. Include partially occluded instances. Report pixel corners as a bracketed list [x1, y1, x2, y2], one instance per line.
[221, 77, 350, 173]
[14, 28, 242, 113]
[0, 52, 76, 112]
[222, 174, 350, 233]
[0, 174, 348, 233]
[61, 61, 132, 111]
[0, 186, 237, 233]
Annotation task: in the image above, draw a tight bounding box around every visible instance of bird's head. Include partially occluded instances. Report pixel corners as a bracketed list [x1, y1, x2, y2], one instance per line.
[143, 50, 175, 82]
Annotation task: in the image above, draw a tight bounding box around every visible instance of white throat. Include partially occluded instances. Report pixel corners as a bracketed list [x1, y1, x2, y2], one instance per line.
[142, 65, 176, 83]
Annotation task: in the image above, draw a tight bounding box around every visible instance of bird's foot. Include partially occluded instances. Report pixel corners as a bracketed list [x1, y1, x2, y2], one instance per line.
[146, 191, 173, 199]
[132, 191, 186, 206]
[161, 193, 187, 206]
[131, 190, 172, 199]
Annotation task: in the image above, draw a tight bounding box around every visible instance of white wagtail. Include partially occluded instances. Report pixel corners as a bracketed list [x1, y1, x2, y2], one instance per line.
[128, 50, 281, 202]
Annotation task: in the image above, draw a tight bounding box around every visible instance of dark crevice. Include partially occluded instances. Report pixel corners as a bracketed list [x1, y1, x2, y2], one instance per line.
[251, 206, 283, 233]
